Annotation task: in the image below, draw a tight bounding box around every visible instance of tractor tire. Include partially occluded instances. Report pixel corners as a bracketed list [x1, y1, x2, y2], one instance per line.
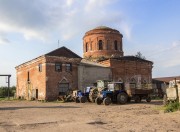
[75, 97, 80, 103]
[134, 95, 141, 103]
[146, 96, 151, 102]
[127, 97, 131, 103]
[89, 88, 99, 103]
[95, 97, 103, 105]
[163, 94, 168, 106]
[80, 96, 87, 103]
[103, 97, 111, 106]
[117, 93, 128, 104]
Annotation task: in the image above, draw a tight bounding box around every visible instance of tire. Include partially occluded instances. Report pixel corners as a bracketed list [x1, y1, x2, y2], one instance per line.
[75, 97, 80, 103]
[127, 97, 131, 103]
[117, 93, 128, 104]
[80, 96, 87, 103]
[134, 95, 141, 103]
[103, 97, 111, 106]
[146, 96, 151, 102]
[163, 94, 168, 106]
[89, 88, 99, 102]
[95, 97, 103, 105]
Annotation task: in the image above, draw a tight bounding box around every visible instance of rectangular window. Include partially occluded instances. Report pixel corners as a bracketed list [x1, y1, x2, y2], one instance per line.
[55, 63, 62, 72]
[66, 63, 72, 72]
[39, 64, 42, 72]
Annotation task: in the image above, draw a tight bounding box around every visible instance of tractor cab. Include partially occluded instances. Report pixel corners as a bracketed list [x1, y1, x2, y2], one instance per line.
[108, 82, 124, 91]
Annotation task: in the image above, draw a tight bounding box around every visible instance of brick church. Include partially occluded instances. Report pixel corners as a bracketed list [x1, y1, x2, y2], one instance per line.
[16, 26, 153, 100]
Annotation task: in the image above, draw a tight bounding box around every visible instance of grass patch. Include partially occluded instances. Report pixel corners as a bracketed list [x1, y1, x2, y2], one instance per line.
[164, 102, 180, 113]
[0, 97, 17, 101]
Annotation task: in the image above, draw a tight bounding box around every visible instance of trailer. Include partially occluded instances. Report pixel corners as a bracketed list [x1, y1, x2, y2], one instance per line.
[94, 81, 153, 105]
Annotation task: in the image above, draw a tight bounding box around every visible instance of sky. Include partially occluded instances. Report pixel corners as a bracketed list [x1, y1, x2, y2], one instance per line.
[0, 0, 180, 86]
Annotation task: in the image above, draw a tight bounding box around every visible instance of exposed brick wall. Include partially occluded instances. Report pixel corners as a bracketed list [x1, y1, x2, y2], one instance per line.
[16, 55, 81, 101]
[16, 56, 46, 100]
[45, 56, 81, 100]
[99, 58, 153, 83]
[83, 28, 123, 60]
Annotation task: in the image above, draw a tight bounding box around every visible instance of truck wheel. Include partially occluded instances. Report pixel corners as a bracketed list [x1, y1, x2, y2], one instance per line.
[163, 94, 168, 106]
[103, 97, 111, 106]
[95, 97, 103, 105]
[75, 97, 80, 103]
[117, 93, 128, 104]
[80, 96, 87, 103]
[134, 95, 141, 103]
[146, 96, 151, 102]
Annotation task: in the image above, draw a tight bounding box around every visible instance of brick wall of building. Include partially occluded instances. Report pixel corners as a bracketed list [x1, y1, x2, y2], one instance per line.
[99, 58, 153, 83]
[45, 56, 81, 100]
[16, 56, 46, 100]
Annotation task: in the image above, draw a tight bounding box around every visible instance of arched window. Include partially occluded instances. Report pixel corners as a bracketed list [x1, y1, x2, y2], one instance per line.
[98, 40, 103, 50]
[90, 42, 92, 51]
[85, 43, 88, 52]
[130, 78, 136, 83]
[114, 40, 118, 50]
[107, 40, 109, 50]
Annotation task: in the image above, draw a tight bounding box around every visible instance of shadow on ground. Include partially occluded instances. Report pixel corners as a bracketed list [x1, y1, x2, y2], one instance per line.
[0, 105, 81, 110]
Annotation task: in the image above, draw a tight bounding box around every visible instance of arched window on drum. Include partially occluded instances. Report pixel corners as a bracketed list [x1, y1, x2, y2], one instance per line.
[85, 42, 88, 52]
[98, 40, 103, 50]
[114, 40, 118, 50]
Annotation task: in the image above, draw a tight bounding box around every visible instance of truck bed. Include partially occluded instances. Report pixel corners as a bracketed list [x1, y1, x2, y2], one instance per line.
[126, 88, 153, 96]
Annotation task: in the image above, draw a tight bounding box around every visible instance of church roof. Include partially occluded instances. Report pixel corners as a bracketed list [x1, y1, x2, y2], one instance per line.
[16, 46, 81, 68]
[98, 56, 153, 63]
[45, 46, 81, 58]
[94, 26, 113, 30]
[114, 56, 153, 63]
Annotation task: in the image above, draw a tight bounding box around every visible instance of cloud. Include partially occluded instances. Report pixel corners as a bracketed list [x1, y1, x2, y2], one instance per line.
[0, 0, 130, 41]
[148, 41, 180, 69]
[0, 36, 10, 45]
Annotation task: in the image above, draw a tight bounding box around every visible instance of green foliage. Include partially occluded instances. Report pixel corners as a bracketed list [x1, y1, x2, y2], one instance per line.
[135, 51, 146, 59]
[164, 102, 180, 113]
[0, 86, 16, 97]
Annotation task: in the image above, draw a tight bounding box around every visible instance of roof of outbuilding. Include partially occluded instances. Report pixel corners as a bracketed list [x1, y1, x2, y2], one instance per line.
[153, 76, 180, 83]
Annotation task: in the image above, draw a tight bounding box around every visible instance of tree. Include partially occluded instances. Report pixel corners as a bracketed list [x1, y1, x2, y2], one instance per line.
[135, 51, 146, 59]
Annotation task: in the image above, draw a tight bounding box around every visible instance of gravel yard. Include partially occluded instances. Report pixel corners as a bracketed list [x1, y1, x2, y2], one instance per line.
[0, 100, 180, 132]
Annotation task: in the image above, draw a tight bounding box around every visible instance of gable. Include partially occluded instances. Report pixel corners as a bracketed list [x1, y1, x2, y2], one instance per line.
[45, 46, 81, 58]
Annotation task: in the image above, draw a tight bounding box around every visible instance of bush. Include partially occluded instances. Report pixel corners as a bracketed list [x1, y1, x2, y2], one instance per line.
[164, 102, 180, 113]
[0, 86, 16, 97]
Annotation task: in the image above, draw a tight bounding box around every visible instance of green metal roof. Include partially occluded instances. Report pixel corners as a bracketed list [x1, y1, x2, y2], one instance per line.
[94, 26, 112, 30]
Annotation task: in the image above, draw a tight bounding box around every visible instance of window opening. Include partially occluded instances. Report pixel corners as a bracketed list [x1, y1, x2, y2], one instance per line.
[55, 63, 62, 72]
[114, 40, 118, 50]
[66, 63, 72, 72]
[98, 40, 103, 50]
[39, 64, 42, 72]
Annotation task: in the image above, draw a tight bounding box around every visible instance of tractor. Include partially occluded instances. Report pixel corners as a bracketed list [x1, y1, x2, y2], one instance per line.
[94, 81, 153, 105]
[95, 82, 128, 105]
[88, 80, 110, 103]
[163, 79, 180, 105]
[72, 86, 94, 103]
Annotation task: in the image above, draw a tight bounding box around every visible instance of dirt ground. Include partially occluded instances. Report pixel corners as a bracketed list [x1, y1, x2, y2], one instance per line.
[0, 100, 180, 132]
